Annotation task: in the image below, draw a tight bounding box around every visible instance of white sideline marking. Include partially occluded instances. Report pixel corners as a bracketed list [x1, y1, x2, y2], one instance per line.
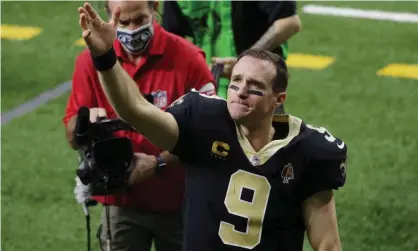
[302, 4, 418, 23]
[1, 81, 71, 125]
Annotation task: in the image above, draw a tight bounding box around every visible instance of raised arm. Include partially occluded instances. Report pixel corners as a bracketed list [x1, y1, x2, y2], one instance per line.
[97, 62, 179, 151]
[78, 2, 179, 151]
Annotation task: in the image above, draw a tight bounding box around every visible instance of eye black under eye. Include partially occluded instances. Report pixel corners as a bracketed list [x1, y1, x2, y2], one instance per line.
[229, 84, 239, 91]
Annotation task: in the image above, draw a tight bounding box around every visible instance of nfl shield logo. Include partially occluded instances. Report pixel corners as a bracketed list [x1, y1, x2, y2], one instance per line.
[250, 155, 260, 166]
[152, 90, 168, 108]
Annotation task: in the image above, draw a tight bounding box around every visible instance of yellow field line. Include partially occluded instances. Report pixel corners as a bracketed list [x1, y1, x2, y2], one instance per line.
[377, 64, 418, 80]
[1, 24, 42, 40]
[74, 38, 86, 46]
[286, 53, 335, 70]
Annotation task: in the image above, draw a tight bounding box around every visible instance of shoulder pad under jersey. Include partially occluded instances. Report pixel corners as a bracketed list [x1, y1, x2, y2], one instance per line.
[300, 123, 347, 161]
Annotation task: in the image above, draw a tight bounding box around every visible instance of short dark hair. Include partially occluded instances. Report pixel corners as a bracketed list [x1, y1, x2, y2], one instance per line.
[236, 48, 288, 92]
[104, 0, 155, 16]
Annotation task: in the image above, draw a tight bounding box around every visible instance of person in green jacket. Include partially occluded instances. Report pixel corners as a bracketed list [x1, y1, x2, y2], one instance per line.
[162, 0, 301, 113]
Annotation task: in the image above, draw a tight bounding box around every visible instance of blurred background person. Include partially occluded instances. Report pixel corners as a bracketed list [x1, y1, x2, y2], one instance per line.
[63, 1, 215, 251]
[162, 0, 302, 114]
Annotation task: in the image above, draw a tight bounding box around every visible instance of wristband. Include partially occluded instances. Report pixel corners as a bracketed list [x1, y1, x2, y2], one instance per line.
[91, 47, 117, 71]
[155, 155, 167, 175]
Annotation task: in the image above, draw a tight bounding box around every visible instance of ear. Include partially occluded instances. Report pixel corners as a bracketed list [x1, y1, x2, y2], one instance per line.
[274, 92, 286, 108]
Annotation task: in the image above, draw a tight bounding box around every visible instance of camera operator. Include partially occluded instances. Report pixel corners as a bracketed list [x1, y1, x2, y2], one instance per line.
[62, 1, 215, 251]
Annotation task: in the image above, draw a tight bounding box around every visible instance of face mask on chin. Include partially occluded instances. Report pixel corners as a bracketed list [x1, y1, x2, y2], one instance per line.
[117, 19, 154, 55]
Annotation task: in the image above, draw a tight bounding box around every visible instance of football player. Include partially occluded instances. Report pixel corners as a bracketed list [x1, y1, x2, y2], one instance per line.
[78, 3, 347, 251]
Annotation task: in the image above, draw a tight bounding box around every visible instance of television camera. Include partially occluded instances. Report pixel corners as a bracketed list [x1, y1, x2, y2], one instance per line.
[74, 106, 136, 195]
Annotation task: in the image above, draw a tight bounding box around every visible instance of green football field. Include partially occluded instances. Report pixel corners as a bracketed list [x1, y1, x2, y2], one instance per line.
[2, 1, 418, 251]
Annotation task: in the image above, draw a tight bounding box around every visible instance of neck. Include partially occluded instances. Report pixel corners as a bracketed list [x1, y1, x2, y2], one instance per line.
[239, 116, 274, 152]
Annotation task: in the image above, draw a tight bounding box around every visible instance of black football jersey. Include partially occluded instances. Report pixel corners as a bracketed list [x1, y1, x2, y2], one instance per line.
[165, 91, 348, 251]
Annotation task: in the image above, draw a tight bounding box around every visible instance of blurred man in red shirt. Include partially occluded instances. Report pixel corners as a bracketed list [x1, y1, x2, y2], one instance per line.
[63, 1, 215, 251]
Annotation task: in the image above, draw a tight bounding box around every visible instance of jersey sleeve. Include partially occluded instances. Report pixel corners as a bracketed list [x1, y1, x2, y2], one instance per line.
[186, 50, 215, 95]
[63, 51, 98, 126]
[298, 127, 348, 201]
[165, 91, 202, 164]
[258, 1, 297, 24]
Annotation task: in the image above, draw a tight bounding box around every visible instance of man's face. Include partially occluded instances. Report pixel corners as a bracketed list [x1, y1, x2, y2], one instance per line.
[227, 56, 283, 124]
[108, 0, 153, 30]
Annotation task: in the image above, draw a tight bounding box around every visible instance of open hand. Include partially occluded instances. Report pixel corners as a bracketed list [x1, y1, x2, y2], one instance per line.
[78, 2, 121, 56]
